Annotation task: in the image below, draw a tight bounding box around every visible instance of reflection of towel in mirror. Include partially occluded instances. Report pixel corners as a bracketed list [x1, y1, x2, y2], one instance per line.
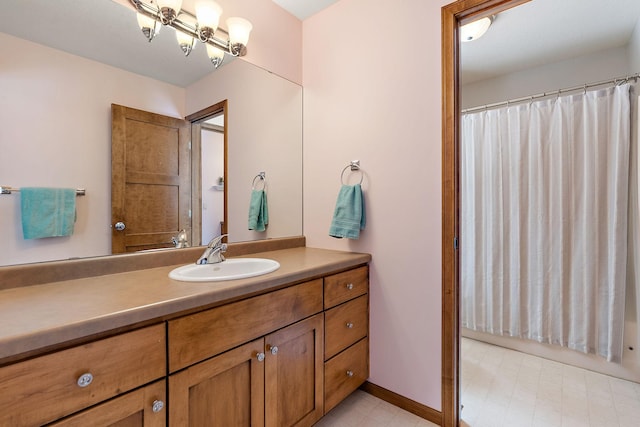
[329, 184, 366, 239]
[20, 187, 76, 239]
[248, 189, 269, 231]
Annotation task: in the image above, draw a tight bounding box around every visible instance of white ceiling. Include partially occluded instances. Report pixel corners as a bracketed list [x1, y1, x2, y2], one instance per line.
[1, 1, 638, 87]
[271, 0, 339, 20]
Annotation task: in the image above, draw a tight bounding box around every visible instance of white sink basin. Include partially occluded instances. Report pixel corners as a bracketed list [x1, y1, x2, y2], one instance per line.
[169, 258, 280, 282]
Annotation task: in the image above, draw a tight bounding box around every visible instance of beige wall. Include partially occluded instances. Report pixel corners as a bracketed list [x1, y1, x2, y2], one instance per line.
[302, 0, 449, 410]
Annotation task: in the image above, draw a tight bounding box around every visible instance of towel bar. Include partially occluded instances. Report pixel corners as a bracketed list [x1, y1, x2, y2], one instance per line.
[0, 186, 86, 196]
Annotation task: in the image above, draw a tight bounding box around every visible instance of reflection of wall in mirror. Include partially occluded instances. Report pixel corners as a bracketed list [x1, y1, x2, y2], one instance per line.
[462, 43, 640, 109]
[186, 59, 303, 243]
[0, 32, 186, 266]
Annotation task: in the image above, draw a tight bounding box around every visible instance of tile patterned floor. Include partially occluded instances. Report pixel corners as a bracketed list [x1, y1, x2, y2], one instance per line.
[461, 337, 640, 427]
[315, 390, 438, 427]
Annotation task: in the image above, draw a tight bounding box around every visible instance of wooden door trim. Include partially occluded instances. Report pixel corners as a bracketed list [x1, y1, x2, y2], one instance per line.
[186, 100, 228, 245]
[441, 1, 531, 426]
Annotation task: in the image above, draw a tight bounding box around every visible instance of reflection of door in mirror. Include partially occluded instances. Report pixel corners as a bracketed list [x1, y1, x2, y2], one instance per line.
[200, 114, 225, 244]
[111, 104, 191, 253]
[187, 101, 228, 247]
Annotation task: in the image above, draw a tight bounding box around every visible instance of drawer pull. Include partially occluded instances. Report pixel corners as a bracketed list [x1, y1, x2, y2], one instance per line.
[346, 370, 354, 377]
[256, 352, 265, 362]
[346, 283, 354, 290]
[346, 322, 354, 329]
[268, 345, 279, 355]
[76, 373, 93, 388]
[152, 400, 165, 413]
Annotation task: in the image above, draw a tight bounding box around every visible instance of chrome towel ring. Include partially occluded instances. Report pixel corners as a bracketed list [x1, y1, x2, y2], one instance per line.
[340, 160, 363, 185]
[252, 172, 266, 190]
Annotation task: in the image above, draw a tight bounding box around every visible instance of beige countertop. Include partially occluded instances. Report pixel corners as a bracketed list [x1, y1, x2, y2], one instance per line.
[0, 247, 370, 364]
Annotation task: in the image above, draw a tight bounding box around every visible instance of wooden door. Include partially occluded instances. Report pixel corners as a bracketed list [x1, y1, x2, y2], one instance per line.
[264, 314, 324, 427]
[169, 338, 266, 427]
[49, 380, 166, 427]
[111, 104, 191, 253]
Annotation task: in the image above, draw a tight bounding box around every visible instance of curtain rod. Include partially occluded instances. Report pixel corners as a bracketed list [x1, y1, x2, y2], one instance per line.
[462, 73, 639, 114]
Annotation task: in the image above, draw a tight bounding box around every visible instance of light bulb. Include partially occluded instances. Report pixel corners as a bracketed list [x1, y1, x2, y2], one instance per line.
[206, 44, 225, 68]
[226, 17, 252, 56]
[137, 12, 160, 42]
[176, 30, 196, 56]
[156, 0, 183, 23]
[460, 17, 492, 42]
[196, 0, 223, 39]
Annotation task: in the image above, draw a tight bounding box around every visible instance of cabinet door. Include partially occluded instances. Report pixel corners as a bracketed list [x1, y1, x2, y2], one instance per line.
[169, 338, 265, 427]
[48, 380, 166, 427]
[264, 314, 324, 427]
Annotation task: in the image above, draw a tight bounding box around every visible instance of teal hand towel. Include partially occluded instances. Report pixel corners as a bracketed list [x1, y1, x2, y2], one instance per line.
[329, 184, 366, 239]
[248, 189, 269, 232]
[21, 187, 76, 239]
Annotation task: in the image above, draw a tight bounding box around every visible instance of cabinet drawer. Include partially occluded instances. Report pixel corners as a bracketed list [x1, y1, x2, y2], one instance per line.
[0, 324, 166, 426]
[324, 295, 368, 360]
[169, 279, 323, 372]
[324, 338, 369, 413]
[324, 266, 368, 309]
[49, 379, 166, 427]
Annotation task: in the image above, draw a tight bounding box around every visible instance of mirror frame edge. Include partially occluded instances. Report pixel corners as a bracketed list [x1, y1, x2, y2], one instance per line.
[441, 1, 531, 426]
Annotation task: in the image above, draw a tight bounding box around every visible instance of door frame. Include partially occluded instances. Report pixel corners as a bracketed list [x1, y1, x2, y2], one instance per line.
[186, 100, 228, 245]
[441, 1, 531, 426]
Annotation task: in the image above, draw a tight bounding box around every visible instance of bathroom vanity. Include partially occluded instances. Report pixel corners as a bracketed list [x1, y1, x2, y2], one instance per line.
[0, 239, 370, 426]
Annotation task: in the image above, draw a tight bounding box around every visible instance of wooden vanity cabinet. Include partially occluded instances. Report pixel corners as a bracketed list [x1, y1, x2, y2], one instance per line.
[169, 315, 324, 427]
[168, 266, 369, 425]
[0, 261, 369, 427]
[48, 380, 167, 427]
[264, 314, 324, 427]
[0, 324, 166, 426]
[167, 280, 325, 427]
[169, 339, 266, 426]
[323, 266, 370, 413]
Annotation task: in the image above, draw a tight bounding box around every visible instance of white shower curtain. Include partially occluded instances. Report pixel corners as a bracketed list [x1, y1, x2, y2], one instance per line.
[461, 84, 632, 362]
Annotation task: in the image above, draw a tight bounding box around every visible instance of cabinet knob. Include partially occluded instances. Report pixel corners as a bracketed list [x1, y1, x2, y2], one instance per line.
[256, 352, 265, 362]
[268, 345, 279, 355]
[76, 373, 93, 388]
[346, 322, 354, 329]
[346, 283, 354, 290]
[152, 400, 165, 413]
[346, 370, 354, 377]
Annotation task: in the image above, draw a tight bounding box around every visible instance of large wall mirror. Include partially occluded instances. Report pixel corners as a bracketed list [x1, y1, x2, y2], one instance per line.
[0, 0, 302, 267]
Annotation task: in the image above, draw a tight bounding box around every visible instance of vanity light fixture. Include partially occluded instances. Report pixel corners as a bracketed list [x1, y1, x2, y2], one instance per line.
[460, 16, 493, 42]
[130, 0, 253, 68]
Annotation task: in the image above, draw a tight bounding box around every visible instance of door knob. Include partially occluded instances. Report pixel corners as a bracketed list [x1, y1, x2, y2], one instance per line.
[114, 222, 126, 231]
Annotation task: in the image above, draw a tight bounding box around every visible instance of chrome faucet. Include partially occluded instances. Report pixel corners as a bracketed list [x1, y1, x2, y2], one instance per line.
[197, 234, 228, 265]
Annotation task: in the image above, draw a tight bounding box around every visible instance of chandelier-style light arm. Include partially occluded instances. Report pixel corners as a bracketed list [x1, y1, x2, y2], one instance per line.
[129, 0, 241, 56]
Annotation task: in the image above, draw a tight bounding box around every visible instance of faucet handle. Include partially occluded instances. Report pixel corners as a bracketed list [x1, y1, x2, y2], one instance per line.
[208, 233, 228, 248]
